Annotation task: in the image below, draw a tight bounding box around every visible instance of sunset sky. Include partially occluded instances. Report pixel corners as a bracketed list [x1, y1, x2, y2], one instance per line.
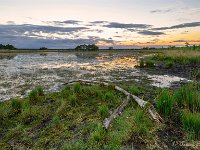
[0, 0, 200, 48]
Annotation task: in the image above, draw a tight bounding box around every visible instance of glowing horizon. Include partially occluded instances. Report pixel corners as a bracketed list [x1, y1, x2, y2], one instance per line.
[0, 0, 200, 48]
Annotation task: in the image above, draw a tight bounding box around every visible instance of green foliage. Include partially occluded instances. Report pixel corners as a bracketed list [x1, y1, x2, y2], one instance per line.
[64, 140, 85, 150]
[11, 99, 23, 114]
[74, 83, 81, 93]
[28, 89, 39, 104]
[99, 105, 109, 118]
[61, 85, 71, 98]
[103, 92, 114, 102]
[89, 123, 106, 143]
[128, 85, 141, 95]
[165, 61, 174, 68]
[139, 59, 145, 67]
[145, 60, 154, 67]
[36, 86, 44, 96]
[69, 94, 77, 106]
[181, 110, 200, 140]
[52, 115, 61, 125]
[0, 84, 156, 149]
[156, 90, 174, 118]
[173, 84, 200, 112]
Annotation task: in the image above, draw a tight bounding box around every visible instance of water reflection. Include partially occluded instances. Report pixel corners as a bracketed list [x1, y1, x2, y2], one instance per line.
[0, 52, 190, 101]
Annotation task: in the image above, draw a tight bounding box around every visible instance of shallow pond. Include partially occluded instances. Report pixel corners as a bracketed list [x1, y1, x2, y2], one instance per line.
[0, 52, 190, 101]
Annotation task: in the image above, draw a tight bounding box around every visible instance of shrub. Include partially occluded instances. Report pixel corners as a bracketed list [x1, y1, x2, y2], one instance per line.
[156, 90, 174, 118]
[99, 105, 109, 118]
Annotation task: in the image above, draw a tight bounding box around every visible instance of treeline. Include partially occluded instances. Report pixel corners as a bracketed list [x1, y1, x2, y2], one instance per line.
[75, 44, 99, 51]
[0, 44, 16, 50]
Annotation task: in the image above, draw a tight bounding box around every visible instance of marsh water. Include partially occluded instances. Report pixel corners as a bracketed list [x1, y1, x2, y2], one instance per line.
[0, 52, 189, 101]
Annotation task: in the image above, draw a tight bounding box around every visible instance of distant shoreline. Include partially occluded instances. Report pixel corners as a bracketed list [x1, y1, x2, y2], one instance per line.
[0, 49, 163, 54]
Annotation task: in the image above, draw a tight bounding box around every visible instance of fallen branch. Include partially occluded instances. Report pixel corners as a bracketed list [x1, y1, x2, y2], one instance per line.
[64, 79, 163, 129]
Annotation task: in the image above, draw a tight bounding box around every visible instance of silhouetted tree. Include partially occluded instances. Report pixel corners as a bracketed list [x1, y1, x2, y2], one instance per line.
[0, 44, 16, 50]
[75, 44, 99, 51]
[39, 47, 48, 50]
[108, 47, 113, 50]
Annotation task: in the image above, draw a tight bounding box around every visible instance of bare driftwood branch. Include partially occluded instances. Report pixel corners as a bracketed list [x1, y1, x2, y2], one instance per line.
[64, 79, 163, 129]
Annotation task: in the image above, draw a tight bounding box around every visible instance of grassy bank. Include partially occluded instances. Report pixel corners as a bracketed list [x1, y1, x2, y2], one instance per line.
[0, 81, 200, 149]
[0, 83, 156, 149]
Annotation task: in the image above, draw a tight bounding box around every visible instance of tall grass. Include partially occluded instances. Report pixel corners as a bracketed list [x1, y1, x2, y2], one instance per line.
[173, 84, 200, 112]
[156, 90, 174, 118]
[11, 99, 23, 114]
[181, 110, 200, 140]
[99, 105, 109, 118]
[151, 50, 200, 64]
[74, 83, 81, 93]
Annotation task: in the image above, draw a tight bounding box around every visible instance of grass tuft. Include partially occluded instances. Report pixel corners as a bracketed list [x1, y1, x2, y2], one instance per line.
[156, 90, 174, 118]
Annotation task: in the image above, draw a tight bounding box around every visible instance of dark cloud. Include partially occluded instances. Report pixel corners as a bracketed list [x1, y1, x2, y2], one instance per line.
[6, 21, 15, 24]
[138, 30, 165, 35]
[0, 24, 88, 36]
[0, 34, 100, 49]
[153, 22, 200, 30]
[103, 22, 152, 29]
[90, 21, 108, 24]
[50, 20, 82, 25]
[150, 9, 172, 13]
[173, 40, 187, 43]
